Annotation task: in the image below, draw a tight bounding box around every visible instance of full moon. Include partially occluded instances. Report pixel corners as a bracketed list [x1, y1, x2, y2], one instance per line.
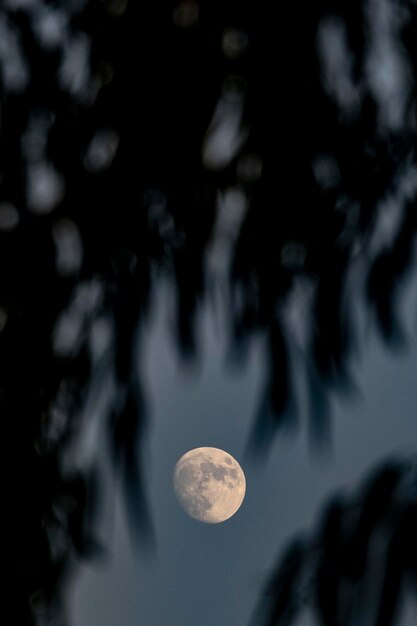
[173, 447, 246, 523]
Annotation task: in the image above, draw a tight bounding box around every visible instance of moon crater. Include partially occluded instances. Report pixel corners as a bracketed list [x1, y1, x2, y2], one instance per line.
[173, 447, 246, 523]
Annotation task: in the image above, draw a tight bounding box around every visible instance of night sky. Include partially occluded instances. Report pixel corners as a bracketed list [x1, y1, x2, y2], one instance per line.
[70, 280, 417, 626]
[1, 1, 417, 625]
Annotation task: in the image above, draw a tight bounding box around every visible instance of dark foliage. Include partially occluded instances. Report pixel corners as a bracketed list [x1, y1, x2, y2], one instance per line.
[252, 458, 417, 626]
[1, 0, 417, 623]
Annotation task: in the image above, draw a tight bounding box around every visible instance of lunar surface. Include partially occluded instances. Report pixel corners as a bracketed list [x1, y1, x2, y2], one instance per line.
[173, 447, 246, 523]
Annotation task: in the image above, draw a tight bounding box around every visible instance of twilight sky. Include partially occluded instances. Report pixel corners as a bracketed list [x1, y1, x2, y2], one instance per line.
[69, 278, 417, 626]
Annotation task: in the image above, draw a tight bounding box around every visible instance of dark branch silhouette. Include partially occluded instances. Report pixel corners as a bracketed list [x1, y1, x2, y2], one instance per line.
[252, 458, 417, 626]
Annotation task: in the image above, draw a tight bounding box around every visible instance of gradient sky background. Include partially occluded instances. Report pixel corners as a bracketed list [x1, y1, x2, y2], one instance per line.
[69, 276, 417, 626]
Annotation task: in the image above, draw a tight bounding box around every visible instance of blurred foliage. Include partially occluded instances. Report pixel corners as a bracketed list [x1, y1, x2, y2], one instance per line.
[1, 0, 417, 623]
[252, 458, 417, 626]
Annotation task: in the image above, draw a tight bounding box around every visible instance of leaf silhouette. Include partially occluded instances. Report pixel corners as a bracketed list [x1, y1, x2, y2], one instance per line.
[255, 458, 417, 626]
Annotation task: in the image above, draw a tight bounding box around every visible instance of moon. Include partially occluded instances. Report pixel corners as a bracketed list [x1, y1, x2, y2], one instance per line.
[173, 447, 246, 523]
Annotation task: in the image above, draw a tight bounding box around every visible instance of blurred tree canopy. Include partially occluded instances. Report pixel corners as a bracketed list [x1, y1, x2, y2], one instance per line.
[1, 0, 417, 623]
[253, 458, 417, 626]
